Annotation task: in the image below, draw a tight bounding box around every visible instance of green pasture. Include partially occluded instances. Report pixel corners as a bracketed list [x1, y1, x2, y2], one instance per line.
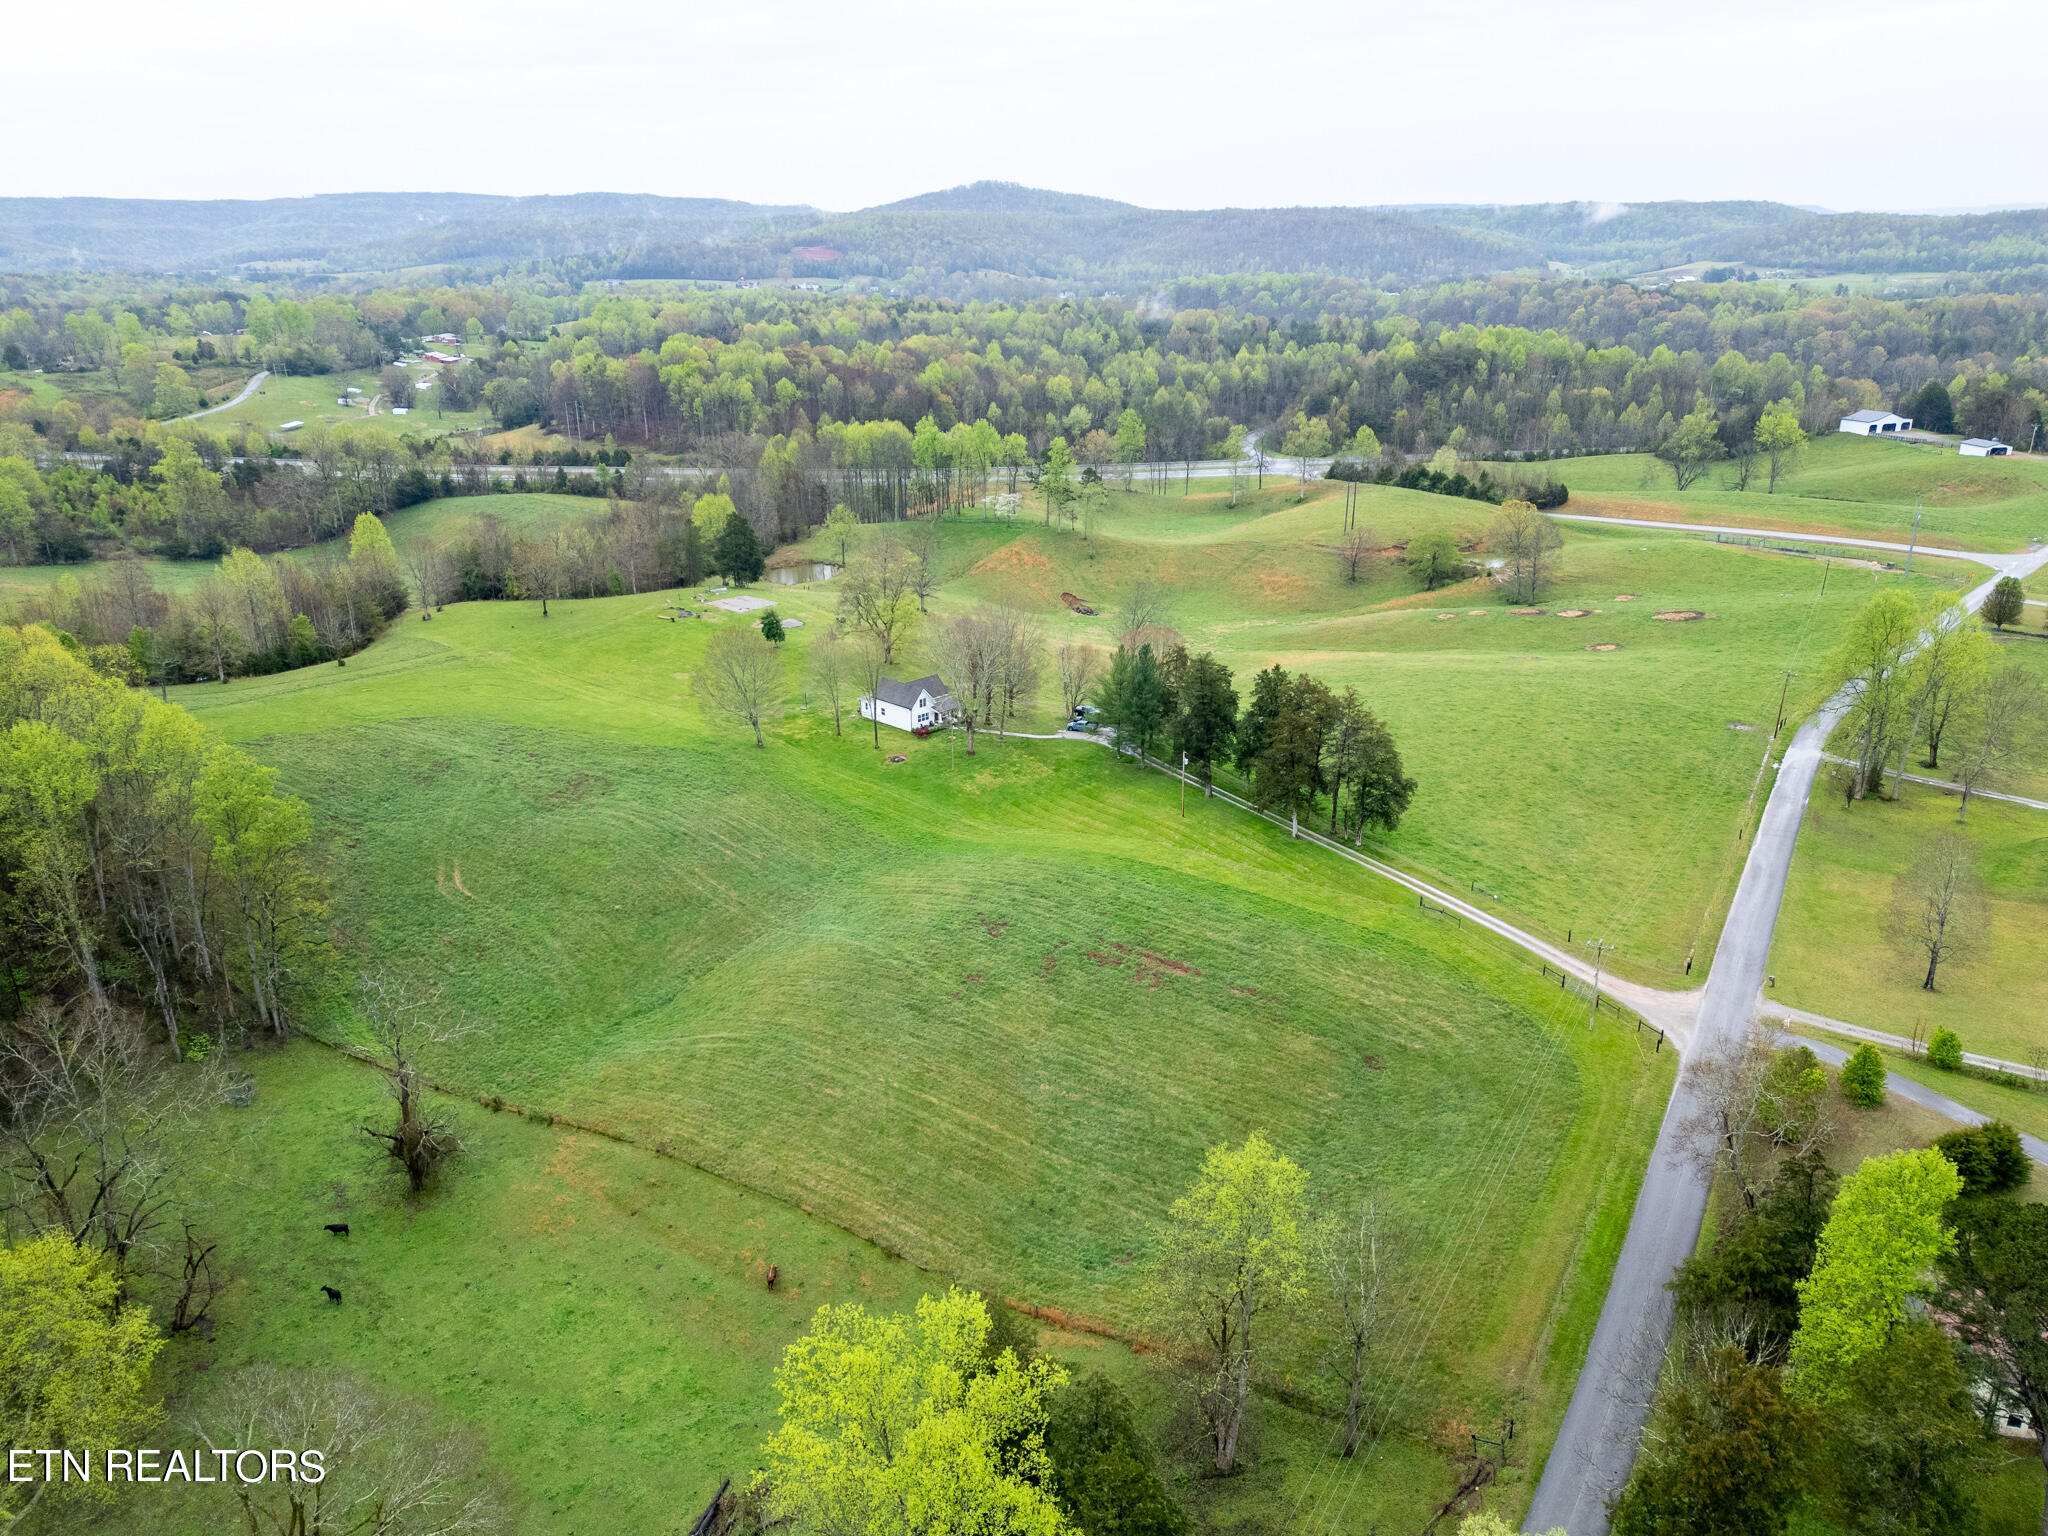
[1517, 434, 2048, 552]
[1771, 774, 2048, 1067]
[892, 478, 1971, 981]
[196, 361, 494, 439]
[164, 588, 1675, 1531]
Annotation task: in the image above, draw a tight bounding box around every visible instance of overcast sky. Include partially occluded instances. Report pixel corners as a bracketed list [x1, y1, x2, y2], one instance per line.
[11, 0, 2041, 213]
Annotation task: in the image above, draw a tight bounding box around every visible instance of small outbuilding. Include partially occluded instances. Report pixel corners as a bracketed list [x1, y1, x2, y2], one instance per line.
[1838, 409, 1912, 435]
[1959, 437, 2011, 457]
[859, 674, 955, 733]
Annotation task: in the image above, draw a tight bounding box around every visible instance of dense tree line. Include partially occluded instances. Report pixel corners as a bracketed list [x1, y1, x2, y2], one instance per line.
[0, 624, 323, 1047]
[7, 512, 406, 687]
[9, 276, 2046, 473]
[1092, 631, 1415, 842]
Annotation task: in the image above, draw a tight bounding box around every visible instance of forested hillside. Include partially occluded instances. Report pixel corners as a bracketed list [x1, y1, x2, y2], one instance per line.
[7, 184, 2048, 286]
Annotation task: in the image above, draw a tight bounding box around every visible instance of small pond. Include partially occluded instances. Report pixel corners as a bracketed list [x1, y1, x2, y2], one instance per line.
[765, 562, 840, 585]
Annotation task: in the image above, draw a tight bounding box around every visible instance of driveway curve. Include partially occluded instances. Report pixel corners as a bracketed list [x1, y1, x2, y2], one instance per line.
[181, 369, 270, 420]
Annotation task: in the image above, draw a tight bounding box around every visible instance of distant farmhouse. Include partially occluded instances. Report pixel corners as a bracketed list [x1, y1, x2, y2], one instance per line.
[1838, 409, 1912, 436]
[1960, 437, 2012, 457]
[859, 674, 955, 733]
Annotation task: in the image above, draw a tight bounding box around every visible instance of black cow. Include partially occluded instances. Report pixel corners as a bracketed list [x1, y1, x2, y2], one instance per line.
[324, 1223, 350, 1236]
[321, 1285, 342, 1304]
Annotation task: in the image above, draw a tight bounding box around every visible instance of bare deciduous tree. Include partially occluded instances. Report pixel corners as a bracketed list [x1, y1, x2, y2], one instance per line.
[693, 625, 783, 748]
[807, 628, 850, 736]
[850, 627, 890, 749]
[1113, 578, 1171, 654]
[836, 534, 921, 663]
[402, 540, 452, 613]
[1316, 1198, 1401, 1458]
[926, 609, 1000, 754]
[1056, 640, 1101, 721]
[0, 1000, 227, 1297]
[1335, 526, 1379, 585]
[200, 1366, 503, 1536]
[355, 976, 468, 1195]
[1887, 832, 1987, 991]
[1487, 500, 1563, 604]
[1952, 659, 2047, 819]
[1678, 1024, 1835, 1210]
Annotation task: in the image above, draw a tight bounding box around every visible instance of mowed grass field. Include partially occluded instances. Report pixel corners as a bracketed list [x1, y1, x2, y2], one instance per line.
[896, 476, 1972, 980]
[159, 588, 1677, 1533]
[1771, 774, 2048, 1068]
[1510, 433, 2048, 552]
[214, 360, 496, 438]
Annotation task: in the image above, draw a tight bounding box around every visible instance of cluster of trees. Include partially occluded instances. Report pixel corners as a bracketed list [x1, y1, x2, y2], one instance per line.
[1836, 591, 2047, 819]
[752, 1132, 1406, 1535]
[1626, 1032, 2044, 1536]
[1091, 615, 1417, 842]
[7, 513, 407, 687]
[0, 623, 324, 1046]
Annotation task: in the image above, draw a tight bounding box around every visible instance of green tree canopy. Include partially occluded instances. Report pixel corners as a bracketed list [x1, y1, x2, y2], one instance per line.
[1789, 1148, 1961, 1405]
[713, 511, 766, 584]
[0, 1234, 165, 1525]
[1404, 527, 1464, 590]
[760, 1289, 1069, 1536]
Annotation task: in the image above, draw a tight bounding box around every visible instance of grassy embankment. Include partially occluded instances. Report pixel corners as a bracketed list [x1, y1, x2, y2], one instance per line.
[122, 584, 1680, 1536]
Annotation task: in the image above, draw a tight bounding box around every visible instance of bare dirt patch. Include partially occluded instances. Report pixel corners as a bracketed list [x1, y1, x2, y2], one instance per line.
[1587, 643, 1621, 651]
[972, 541, 1056, 578]
[1555, 609, 1593, 618]
[1613, 594, 1639, 601]
[1653, 610, 1708, 622]
[1727, 722, 1756, 732]
[1060, 591, 1097, 615]
[886, 754, 907, 763]
[1509, 607, 1545, 616]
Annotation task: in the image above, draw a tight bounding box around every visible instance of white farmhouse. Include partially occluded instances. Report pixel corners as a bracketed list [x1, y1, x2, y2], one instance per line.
[1837, 408, 1912, 436]
[858, 674, 955, 733]
[1960, 437, 2011, 457]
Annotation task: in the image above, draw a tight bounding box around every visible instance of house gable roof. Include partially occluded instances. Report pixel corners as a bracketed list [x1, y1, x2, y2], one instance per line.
[871, 674, 952, 710]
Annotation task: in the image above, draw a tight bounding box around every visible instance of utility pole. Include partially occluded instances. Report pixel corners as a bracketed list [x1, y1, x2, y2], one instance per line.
[1180, 752, 1188, 818]
[1584, 937, 1614, 1030]
[1904, 496, 1922, 580]
[1773, 669, 1792, 738]
[1819, 559, 1831, 598]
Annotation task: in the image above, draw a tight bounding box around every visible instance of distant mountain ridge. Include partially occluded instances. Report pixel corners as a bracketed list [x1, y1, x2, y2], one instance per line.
[3, 182, 2045, 283]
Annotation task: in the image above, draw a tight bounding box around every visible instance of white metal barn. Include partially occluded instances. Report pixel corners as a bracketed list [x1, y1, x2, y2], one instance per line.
[1959, 437, 2012, 457]
[858, 674, 955, 733]
[1837, 409, 1912, 435]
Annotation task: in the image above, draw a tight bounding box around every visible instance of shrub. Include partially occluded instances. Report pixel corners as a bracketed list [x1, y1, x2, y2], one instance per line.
[1934, 1121, 2030, 1195]
[1925, 1028, 1963, 1070]
[1840, 1044, 1887, 1108]
[1044, 1371, 1189, 1536]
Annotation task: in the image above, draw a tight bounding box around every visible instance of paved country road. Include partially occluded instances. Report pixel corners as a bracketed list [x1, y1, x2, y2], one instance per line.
[181, 369, 269, 419]
[1523, 540, 2048, 1534]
